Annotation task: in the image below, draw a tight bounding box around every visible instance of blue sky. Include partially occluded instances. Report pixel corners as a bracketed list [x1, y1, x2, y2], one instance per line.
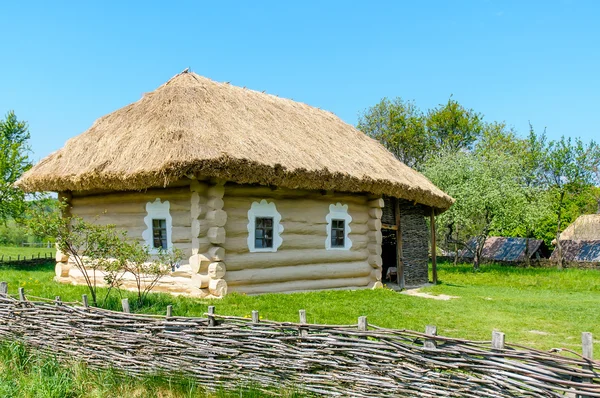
[1, 0, 598, 162]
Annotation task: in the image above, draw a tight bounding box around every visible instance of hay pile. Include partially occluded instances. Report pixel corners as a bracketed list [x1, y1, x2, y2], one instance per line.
[559, 214, 600, 240]
[17, 70, 453, 210]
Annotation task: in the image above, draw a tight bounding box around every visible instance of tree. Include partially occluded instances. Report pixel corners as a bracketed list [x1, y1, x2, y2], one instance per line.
[357, 98, 431, 170]
[26, 201, 178, 307]
[426, 97, 484, 153]
[424, 150, 527, 270]
[0, 111, 32, 222]
[539, 135, 600, 268]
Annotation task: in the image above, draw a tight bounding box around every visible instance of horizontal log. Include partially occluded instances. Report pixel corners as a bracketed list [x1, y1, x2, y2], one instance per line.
[208, 262, 226, 279]
[369, 208, 383, 219]
[225, 220, 369, 238]
[368, 231, 383, 245]
[225, 249, 368, 271]
[72, 189, 191, 209]
[224, 234, 369, 254]
[229, 275, 373, 295]
[209, 278, 227, 296]
[368, 198, 384, 208]
[226, 261, 372, 286]
[368, 218, 382, 231]
[206, 209, 227, 227]
[207, 197, 224, 210]
[368, 255, 383, 268]
[207, 184, 225, 199]
[368, 243, 382, 256]
[56, 250, 69, 263]
[191, 273, 210, 288]
[55, 262, 71, 277]
[207, 246, 225, 261]
[208, 227, 226, 244]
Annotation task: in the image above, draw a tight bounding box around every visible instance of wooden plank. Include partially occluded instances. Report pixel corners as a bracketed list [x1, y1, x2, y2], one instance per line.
[431, 208, 438, 285]
[395, 198, 405, 289]
[381, 223, 398, 231]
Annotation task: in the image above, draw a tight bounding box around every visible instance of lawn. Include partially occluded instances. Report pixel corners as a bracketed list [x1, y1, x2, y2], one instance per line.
[0, 246, 55, 260]
[0, 260, 598, 353]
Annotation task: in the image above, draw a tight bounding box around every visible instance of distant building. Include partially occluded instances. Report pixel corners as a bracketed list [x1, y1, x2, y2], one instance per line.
[551, 213, 600, 263]
[461, 237, 550, 263]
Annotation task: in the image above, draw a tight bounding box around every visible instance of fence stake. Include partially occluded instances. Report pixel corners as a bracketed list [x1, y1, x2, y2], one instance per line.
[17, 255, 20, 261]
[492, 331, 505, 350]
[358, 316, 368, 332]
[0, 282, 7, 297]
[299, 309, 308, 338]
[121, 298, 130, 313]
[166, 305, 172, 318]
[581, 332, 594, 398]
[18, 287, 25, 301]
[82, 294, 89, 309]
[424, 325, 437, 349]
[252, 310, 260, 323]
[55, 296, 62, 306]
[207, 305, 215, 326]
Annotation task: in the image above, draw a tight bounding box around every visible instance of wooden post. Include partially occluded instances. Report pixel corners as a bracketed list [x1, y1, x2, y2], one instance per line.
[299, 309, 308, 337]
[121, 298, 130, 313]
[395, 199, 405, 289]
[430, 208, 438, 285]
[18, 287, 25, 301]
[358, 316, 368, 332]
[582, 332, 593, 397]
[82, 294, 89, 309]
[166, 305, 173, 318]
[582, 332, 593, 360]
[252, 310, 260, 323]
[0, 282, 7, 297]
[492, 331, 505, 350]
[207, 305, 215, 326]
[55, 296, 61, 306]
[424, 325, 437, 349]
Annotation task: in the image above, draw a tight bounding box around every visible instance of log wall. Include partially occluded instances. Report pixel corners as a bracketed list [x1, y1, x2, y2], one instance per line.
[69, 187, 193, 260]
[222, 184, 381, 294]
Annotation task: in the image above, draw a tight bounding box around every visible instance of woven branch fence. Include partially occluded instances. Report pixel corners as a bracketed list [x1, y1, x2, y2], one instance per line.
[0, 284, 598, 397]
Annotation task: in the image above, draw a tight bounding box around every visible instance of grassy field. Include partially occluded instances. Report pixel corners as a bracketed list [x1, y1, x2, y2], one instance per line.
[0, 341, 302, 398]
[0, 246, 55, 260]
[0, 260, 598, 352]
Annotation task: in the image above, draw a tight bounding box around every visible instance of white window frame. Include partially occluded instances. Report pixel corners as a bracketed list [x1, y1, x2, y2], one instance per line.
[247, 199, 284, 252]
[142, 198, 173, 254]
[325, 203, 352, 250]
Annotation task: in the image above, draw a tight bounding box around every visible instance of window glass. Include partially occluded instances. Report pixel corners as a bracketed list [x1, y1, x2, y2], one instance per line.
[255, 217, 274, 248]
[331, 219, 345, 248]
[152, 219, 168, 249]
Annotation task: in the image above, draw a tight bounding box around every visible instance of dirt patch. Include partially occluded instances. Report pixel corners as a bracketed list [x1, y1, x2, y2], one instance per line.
[401, 288, 459, 301]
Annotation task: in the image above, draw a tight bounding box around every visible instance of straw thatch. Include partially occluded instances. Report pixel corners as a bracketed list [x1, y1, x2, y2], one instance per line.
[558, 214, 600, 241]
[16, 70, 453, 210]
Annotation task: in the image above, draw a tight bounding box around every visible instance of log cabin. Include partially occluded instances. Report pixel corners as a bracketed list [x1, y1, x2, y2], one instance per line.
[16, 70, 453, 297]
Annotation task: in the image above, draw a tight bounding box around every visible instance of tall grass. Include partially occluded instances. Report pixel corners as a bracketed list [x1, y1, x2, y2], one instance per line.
[0, 341, 305, 397]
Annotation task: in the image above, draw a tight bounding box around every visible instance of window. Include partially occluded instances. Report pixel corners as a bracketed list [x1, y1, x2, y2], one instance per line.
[255, 217, 273, 249]
[247, 200, 284, 252]
[152, 219, 168, 249]
[325, 203, 352, 250]
[142, 198, 173, 254]
[331, 219, 345, 248]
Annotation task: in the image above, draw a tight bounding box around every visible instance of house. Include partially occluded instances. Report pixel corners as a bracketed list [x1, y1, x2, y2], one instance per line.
[551, 213, 600, 263]
[16, 70, 453, 297]
[461, 237, 549, 263]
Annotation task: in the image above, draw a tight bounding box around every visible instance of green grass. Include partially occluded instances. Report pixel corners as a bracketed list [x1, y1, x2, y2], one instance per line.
[0, 246, 55, 260]
[0, 341, 304, 397]
[0, 261, 599, 353]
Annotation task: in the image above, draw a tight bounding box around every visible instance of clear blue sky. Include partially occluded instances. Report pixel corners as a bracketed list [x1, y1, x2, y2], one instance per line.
[1, 0, 598, 162]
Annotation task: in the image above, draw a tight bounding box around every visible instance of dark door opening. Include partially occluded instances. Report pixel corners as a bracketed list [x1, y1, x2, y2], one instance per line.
[381, 228, 397, 282]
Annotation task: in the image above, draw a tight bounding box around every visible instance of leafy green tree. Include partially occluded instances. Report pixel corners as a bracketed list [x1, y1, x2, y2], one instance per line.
[424, 150, 527, 270]
[357, 97, 431, 169]
[0, 111, 32, 222]
[539, 135, 600, 267]
[426, 97, 484, 153]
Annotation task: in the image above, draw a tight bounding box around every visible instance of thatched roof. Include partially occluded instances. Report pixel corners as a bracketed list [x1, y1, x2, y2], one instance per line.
[16, 70, 453, 210]
[558, 214, 600, 241]
[461, 237, 549, 262]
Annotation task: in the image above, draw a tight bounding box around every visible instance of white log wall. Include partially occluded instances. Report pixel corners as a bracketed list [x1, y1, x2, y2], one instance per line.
[70, 187, 193, 261]
[222, 184, 381, 294]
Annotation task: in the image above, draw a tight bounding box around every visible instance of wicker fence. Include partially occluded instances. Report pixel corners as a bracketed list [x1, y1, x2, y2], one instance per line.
[0, 283, 599, 397]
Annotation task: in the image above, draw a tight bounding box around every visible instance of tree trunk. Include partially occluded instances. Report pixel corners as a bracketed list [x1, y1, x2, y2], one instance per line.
[525, 235, 531, 267]
[453, 226, 459, 266]
[555, 191, 565, 270]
